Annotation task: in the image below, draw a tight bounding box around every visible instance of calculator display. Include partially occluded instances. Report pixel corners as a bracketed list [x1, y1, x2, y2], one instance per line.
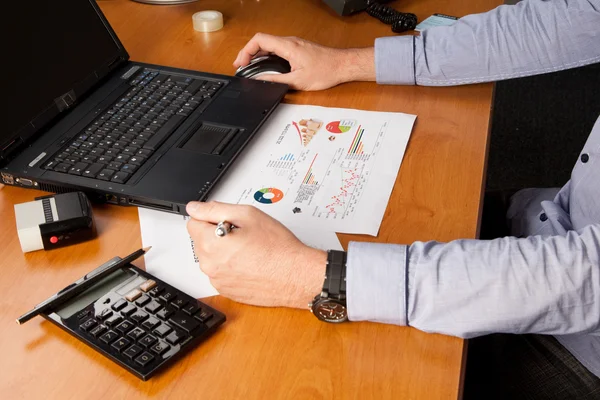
[56, 269, 135, 319]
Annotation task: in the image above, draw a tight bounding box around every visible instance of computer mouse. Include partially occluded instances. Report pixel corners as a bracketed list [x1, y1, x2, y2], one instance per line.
[235, 55, 291, 79]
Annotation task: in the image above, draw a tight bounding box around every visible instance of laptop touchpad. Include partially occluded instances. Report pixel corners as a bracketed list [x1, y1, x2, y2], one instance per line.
[180, 123, 240, 155]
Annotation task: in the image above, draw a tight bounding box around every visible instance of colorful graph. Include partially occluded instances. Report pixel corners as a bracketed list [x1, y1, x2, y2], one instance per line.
[302, 154, 319, 185]
[267, 153, 296, 169]
[254, 188, 284, 204]
[326, 119, 356, 134]
[347, 126, 365, 155]
[325, 168, 361, 213]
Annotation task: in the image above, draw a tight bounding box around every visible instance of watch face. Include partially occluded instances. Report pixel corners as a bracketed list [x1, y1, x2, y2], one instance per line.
[312, 299, 347, 323]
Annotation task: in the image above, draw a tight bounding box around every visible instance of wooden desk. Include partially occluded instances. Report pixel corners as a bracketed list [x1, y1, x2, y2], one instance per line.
[0, 0, 501, 398]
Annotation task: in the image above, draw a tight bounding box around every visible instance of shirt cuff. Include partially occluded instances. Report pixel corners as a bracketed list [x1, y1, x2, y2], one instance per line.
[374, 36, 416, 85]
[346, 241, 408, 325]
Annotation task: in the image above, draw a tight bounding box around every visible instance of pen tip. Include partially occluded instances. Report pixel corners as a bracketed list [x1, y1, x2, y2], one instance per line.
[143, 246, 152, 252]
[16, 319, 21, 325]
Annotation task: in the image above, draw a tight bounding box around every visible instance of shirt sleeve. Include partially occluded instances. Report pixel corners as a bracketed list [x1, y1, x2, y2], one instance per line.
[375, 0, 600, 86]
[347, 224, 600, 338]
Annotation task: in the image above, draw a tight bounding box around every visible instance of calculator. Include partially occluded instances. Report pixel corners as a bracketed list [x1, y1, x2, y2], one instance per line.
[42, 258, 225, 380]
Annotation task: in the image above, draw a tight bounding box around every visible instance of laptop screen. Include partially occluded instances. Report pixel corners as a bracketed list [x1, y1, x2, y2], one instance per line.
[1, 0, 127, 158]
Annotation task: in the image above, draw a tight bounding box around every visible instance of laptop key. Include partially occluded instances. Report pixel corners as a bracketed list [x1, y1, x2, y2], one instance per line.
[68, 162, 89, 176]
[111, 171, 130, 184]
[43, 160, 58, 170]
[121, 164, 138, 174]
[97, 156, 113, 164]
[143, 115, 185, 151]
[82, 163, 104, 178]
[97, 169, 115, 181]
[129, 156, 146, 165]
[108, 161, 123, 170]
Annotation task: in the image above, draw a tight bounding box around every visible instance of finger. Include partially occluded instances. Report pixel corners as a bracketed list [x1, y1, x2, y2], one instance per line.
[187, 201, 258, 228]
[234, 33, 289, 67]
[233, 50, 269, 68]
[258, 71, 302, 89]
[186, 218, 216, 244]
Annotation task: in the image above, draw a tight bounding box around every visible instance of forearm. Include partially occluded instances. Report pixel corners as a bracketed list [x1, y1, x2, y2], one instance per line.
[337, 47, 375, 83]
[348, 224, 600, 338]
[375, 0, 600, 86]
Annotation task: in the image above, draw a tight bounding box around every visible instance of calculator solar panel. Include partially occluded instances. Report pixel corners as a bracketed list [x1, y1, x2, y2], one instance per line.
[43, 264, 225, 380]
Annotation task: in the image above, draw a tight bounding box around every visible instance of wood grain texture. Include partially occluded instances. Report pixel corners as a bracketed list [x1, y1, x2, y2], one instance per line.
[0, 0, 500, 398]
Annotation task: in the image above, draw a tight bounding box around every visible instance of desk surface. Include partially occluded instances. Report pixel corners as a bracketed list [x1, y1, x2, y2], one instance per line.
[0, 0, 500, 398]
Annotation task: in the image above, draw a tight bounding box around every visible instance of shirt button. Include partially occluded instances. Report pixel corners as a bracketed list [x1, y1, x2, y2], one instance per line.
[581, 153, 589, 163]
[540, 213, 548, 222]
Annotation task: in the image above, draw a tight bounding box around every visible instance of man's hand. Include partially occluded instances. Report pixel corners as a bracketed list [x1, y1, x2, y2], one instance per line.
[233, 33, 375, 91]
[186, 201, 327, 309]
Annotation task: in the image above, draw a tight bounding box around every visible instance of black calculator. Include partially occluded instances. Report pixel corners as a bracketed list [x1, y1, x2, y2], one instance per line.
[42, 258, 225, 380]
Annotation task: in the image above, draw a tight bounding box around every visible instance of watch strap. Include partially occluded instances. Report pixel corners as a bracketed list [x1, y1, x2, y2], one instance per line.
[323, 250, 347, 299]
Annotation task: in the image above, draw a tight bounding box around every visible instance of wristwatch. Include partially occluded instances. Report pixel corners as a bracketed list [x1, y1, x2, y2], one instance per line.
[309, 250, 348, 323]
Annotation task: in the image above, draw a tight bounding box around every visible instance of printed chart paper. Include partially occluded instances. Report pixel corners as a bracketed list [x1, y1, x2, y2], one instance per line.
[209, 104, 416, 235]
[139, 208, 343, 299]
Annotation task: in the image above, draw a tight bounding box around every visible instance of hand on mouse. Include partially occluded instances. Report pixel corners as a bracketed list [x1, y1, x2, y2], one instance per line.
[186, 201, 327, 308]
[233, 33, 375, 91]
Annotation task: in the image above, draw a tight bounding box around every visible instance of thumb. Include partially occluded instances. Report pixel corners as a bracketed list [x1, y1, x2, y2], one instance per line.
[186, 201, 254, 227]
[256, 71, 301, 88]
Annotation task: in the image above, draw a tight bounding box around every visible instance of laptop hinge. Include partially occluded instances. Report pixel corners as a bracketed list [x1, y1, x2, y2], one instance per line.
[54, 90, 77, 112]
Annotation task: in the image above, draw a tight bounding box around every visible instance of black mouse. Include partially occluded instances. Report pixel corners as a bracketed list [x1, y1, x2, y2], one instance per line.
[235, 55, 291, 79]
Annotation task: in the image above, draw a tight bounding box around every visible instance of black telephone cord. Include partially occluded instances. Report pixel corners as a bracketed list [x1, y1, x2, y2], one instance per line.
[365, 1, 417, 33]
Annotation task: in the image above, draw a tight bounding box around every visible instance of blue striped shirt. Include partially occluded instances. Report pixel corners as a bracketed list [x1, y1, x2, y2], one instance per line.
[348, 0, 600, 377]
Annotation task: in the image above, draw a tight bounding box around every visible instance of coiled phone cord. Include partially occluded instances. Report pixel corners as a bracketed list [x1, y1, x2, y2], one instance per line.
[365, 1, 417, 33]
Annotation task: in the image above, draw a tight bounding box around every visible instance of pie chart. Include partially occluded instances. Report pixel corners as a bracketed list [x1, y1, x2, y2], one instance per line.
[254, 188, 284, 204]
[326, 119, 356, 134]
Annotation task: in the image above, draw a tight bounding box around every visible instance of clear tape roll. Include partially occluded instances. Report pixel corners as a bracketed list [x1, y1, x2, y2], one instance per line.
[192, 11, 224, 32]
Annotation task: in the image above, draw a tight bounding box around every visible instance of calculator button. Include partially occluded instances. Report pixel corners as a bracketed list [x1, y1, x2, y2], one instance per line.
[125, 288, 142, 302]
[139, 334, 158, 348]
[123, 345, 144, 360]
[135, 295, 151, 307]
[194, 309, 213, 323]
[90, 324, 108, 338]
[153, 323, 173, 338]
[182, 303, 199, 316]
[145, 300, 162, 314]
[127, 327, 146, 341]
[171, 298, 188, 309]
[169, 311, 200, 333]
[148, 286, 164, 298]
[130, 310, 149, 324]
[142, 316, 161, 330]
[115, 320, 135, 334]
[105, 314, 123, 327]
[79, 318, 98, 332]
[135, 352, 155, 367]
[100, 330, 119, 344]
[121, 304, 137, 317]
[156, 306, 175, 320]
[97, 308, 113, 321]
[165, 330, 186, 345]
[139, 279, 157, 292]
[112, 299, 127, 311]
[111, 337, 131, 353]
[150, 341, 170, 356]
[159, 291, 177, 304]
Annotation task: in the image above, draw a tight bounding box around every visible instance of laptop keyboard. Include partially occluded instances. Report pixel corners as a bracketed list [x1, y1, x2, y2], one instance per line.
[42, 68, 223, 184]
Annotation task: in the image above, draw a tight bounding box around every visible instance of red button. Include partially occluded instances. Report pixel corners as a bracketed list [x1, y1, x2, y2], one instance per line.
[50, 236, 58, 244]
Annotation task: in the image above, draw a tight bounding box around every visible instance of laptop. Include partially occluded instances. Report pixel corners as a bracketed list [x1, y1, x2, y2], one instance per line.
[0, 1, 287, 214]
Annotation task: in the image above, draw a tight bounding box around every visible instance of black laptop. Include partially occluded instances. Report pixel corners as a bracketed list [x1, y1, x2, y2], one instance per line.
[0, 1, 287, 214]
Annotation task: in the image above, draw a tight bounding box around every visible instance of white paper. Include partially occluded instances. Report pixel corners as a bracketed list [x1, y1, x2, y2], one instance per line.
[209, 104, 416, 236]
[138, 208, 343, 299]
